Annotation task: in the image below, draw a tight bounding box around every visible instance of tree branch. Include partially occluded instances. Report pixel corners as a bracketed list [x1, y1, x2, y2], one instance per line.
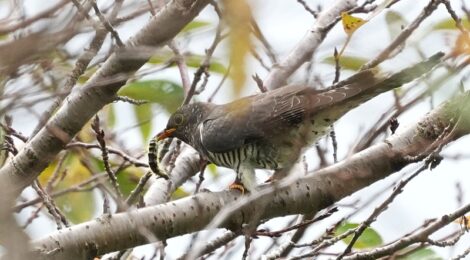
[0, 1, 210, 257]
[0, 0, 210, 199]
[343, 202, 470, 259]
[263, 0, 357, 90]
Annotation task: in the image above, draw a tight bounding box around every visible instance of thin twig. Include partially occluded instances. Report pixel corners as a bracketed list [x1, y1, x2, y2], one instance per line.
[115, 96, 148, 105]
[15, 172, 108, 212]
[0, 119, 28, 142]
[195, 161, 207, 193]
[208, 63, 232, 102]
[45, 152, 68, 192]
[441, 0, 467, 33]
[343, 202, 470, 259]
[31, 180, 70, 229]
[330, 48, 341, 163]
[101, 189, 110, 214]
[361, 0, 441, 70]
[452, 245, 470, 260]
[337, 163, 428, 259]
[31, 21, 110, 137]
[125, 171, 152, 205]
[91, 116, 123, 198]
[183, 231, 238, 259]
[169, 41, 192, 94]
[183, 0, 225, 105]
[250, 18, 278, 64]
[66, 141, 148, 168]
[296, 0, 318, 18]
[91, 1, 124, 46]
[21, 204, 45, 229]
[0, 0, 70, 35]
[255, 207, 338, 238]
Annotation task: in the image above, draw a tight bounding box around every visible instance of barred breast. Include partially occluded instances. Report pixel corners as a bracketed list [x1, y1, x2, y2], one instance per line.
[205, 142, 280, 171]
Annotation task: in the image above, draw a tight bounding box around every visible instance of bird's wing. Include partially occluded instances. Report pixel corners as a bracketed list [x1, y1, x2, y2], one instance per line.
[199, 80, 375, 153]
[199, 96, 261, 153]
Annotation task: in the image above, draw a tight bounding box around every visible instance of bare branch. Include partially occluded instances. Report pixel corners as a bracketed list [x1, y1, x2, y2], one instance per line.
[361, 0, 441, 70]
[264, 0, 357, 90]
[0, 0, 210, 199]
[343, 202, 470, 259]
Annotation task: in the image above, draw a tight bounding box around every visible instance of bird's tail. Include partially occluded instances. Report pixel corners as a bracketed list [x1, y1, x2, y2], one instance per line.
[315, 52, 444, 119]
[366, 51, 444, 95]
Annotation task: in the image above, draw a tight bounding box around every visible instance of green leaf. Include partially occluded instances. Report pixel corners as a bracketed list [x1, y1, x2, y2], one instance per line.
[56, 189, 95, 224]
[77, 67, 98, 84]
[397, 248, 443, 260]
[224, 0, 252, 95]
[181, 20, 211, 33]
[323, 55, 368, 71]
[116, 167, 143, 197]
[107, 104, 116, 128]
[54, 154, 96, 223]
[433, 17, 469, 30]
[172, 187, 190, 200]
[148, 52, 172, 64]
[118, 80, 184, 113]
[148, 52, 227, 74]
[186, 55, 228, 74]
[133, 103, 153, 142]
[206, 164, 219, 178]
[386, 11, 407, 39]
[335, 222, 383, 249]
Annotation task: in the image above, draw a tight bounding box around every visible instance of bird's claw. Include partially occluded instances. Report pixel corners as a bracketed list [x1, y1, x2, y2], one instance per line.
[229, 182, 246, 194]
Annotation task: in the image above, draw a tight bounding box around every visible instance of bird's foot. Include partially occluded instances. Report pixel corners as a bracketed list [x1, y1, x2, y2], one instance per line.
[229, 181, 247, 194]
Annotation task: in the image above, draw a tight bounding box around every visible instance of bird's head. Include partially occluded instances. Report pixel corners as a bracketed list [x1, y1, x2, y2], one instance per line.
[156, 102, 213, 144]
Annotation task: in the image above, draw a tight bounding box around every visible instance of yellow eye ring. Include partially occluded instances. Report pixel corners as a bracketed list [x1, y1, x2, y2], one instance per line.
[173, 114, 184, 125]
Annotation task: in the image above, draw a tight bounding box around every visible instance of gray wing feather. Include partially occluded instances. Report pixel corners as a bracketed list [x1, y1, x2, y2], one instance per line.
[200, 71, 377, 153]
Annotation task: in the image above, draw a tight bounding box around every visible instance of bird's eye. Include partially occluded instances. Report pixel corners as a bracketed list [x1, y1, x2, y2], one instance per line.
[173, 114, 185, 126]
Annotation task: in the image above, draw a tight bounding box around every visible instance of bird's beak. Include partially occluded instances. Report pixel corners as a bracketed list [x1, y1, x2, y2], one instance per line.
[156, 128, 176, 141]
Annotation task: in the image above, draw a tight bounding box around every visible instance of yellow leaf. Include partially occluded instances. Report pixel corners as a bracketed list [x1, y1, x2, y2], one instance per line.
[38, 161, 58, 186]
[77, 119, 95, 143]
[341, 12, 366, 35]
[455, 215, 470, 228]
[338, 13, 368, 57]
[451, 32, 470, 58]
[171, 187, 190, 200]
[38, 153, 96, 223]
[222, 0, 252, 96]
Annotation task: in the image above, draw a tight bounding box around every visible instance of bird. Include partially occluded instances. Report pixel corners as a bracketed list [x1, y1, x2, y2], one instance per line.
[152, 52, 443, 192]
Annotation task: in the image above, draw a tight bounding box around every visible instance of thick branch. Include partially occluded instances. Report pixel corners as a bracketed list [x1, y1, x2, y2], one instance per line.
[0, 0, 210, 199]
[31, 90, 470, 259]
[0, 2, 209, 257]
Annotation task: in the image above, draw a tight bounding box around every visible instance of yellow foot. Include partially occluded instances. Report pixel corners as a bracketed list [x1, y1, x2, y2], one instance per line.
[229, 183, 246, 194]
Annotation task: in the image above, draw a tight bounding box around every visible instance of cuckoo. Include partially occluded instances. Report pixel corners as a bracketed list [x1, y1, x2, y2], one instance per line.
[151, 52, 443, 192]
